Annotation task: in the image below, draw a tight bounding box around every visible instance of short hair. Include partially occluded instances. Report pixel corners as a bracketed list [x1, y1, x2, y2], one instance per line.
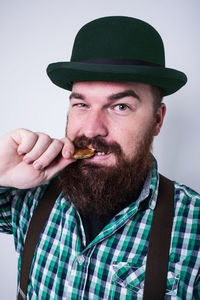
[151, 86, 165, 113]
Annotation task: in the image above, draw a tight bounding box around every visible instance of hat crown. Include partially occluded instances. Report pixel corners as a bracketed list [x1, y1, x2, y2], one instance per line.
[47, 16, 187, 95]
[71, 16, 165, 66]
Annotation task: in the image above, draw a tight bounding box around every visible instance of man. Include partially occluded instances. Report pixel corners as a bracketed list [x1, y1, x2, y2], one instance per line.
[0, 16, 199, 299]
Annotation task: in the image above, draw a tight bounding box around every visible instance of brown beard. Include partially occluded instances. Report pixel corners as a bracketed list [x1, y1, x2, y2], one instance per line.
[59, 124, 155, 217]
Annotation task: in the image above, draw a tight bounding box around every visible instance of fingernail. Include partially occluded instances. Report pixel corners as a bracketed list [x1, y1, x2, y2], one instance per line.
[33, 161, 43, 170]
[24, 157, 32, 164]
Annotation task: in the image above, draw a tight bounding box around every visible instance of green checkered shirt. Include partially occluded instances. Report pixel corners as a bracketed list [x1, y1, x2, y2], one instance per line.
[0, 160, 199, 299]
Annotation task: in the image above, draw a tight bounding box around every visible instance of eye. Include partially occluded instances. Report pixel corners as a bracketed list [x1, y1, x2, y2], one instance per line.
[72, 103, 89, 109]
[114, 103, 130, 111]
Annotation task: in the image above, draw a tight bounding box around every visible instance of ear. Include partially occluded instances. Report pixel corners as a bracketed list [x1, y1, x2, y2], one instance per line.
[154, 103, 166, 136]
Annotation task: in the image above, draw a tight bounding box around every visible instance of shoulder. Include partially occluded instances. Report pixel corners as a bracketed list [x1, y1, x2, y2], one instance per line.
[173, 181, 200, 228]
[12, 183, 50, 212]
[174, 181, 200, 207]
[169, 182, 199, 298]
[11, 183, 50, 249]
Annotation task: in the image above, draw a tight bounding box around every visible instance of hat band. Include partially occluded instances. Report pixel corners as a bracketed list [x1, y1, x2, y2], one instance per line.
[79, 58, 162, 67]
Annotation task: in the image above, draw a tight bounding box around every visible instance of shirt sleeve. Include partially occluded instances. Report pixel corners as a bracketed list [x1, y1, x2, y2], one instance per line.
[193, 270, 200, 299]
[0, 188, 14, 234]
[0, 185, 48, 247]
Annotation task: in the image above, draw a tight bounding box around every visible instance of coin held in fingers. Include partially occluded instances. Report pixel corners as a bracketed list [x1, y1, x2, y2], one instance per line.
[72, 148, 95, 159]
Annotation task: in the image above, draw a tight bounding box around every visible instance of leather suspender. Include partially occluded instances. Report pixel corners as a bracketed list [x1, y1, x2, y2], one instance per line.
[18, 178, 61, 300]
[143, 174, 174, 299]
[18, 174, 174, 300]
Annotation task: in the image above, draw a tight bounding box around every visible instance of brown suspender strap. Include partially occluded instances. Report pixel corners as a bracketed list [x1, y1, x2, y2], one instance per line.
[143, 174, 174, 300]
[18, 178, 61, 300]
[18, 174, 174, 300]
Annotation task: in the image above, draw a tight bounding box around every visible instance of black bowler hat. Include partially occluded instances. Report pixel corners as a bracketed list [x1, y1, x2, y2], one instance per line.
[47, 16, 187, 96]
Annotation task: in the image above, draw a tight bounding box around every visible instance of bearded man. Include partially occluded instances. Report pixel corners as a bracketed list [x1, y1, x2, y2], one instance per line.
[0, 16, 199, 299]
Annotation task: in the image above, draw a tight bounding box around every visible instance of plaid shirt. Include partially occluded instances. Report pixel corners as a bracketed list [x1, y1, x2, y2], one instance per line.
[0, 160, 199, 299]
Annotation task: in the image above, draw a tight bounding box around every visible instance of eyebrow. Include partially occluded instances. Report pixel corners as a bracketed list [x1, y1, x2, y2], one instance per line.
[69, 89, 140, 102]
[109, 90, 140, 101]
[69, 92, 85, 100]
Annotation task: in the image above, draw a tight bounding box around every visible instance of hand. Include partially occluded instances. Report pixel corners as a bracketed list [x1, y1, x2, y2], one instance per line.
[0, 129, 75, 189]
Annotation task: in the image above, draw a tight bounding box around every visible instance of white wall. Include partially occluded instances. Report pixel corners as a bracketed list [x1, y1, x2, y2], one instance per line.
[0, 1, 199, 298]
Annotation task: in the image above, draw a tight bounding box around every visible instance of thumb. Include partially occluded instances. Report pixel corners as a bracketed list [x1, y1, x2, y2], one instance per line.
[43, 153, 75, 182]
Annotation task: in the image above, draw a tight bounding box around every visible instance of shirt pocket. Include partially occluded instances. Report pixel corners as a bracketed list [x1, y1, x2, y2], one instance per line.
[111, 261, 179, 298]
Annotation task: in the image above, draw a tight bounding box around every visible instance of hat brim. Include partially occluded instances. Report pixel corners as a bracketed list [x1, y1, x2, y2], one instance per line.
[46, 62, 187, 96]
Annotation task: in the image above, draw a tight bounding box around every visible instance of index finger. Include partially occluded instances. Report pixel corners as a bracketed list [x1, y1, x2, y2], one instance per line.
[60, 137, 75, 159]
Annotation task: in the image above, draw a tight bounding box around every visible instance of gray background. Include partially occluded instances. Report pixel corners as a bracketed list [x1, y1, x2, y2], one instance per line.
[0, 1, 199, 298]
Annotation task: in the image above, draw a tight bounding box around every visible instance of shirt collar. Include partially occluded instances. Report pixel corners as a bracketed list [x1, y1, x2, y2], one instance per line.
[148, 157, 159, 210]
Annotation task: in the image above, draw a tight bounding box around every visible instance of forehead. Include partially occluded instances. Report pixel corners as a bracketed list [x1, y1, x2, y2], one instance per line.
[71, 81, 153, 100]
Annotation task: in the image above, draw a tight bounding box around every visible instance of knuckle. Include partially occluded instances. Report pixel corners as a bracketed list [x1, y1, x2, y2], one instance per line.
[52, 139, 63, 151]
[25, 131, 38, 144]
[38, 141, 63, 167]
[18, 130, 38, 153]
[62, 138, 74, 151]
[35, 154, 51, 169]
[38, 133, 52, 144]
[42, 153, 52, 164]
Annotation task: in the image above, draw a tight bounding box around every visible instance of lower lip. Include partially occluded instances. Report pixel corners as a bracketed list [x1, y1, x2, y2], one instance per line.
[88, 152, 112, 162]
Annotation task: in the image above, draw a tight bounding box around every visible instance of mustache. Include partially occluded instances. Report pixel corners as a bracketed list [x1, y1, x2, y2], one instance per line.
[73, 135, 123, 156]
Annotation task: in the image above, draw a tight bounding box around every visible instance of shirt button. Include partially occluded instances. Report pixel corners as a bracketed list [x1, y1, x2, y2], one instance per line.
[77, 255, 85, 265]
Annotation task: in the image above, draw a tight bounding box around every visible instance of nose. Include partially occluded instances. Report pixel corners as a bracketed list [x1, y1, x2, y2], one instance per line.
[82, 110, 108, 138]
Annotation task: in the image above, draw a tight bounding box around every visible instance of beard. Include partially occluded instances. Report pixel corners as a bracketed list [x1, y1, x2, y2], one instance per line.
[59, 124, 156, 217]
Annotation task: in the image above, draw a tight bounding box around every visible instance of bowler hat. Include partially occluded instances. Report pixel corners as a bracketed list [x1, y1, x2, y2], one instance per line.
[47, 16, 187, 96]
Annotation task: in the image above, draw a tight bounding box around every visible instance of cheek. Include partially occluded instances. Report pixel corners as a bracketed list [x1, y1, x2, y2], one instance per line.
[122, 133, 139, 158]
[65, 114, 79, 139]
[111, 127, 139, 158]
[116, 121, 154, 159]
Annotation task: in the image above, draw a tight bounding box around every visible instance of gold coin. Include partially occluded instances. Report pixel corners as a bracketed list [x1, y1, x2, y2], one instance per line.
[72, 148, 95, 159]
